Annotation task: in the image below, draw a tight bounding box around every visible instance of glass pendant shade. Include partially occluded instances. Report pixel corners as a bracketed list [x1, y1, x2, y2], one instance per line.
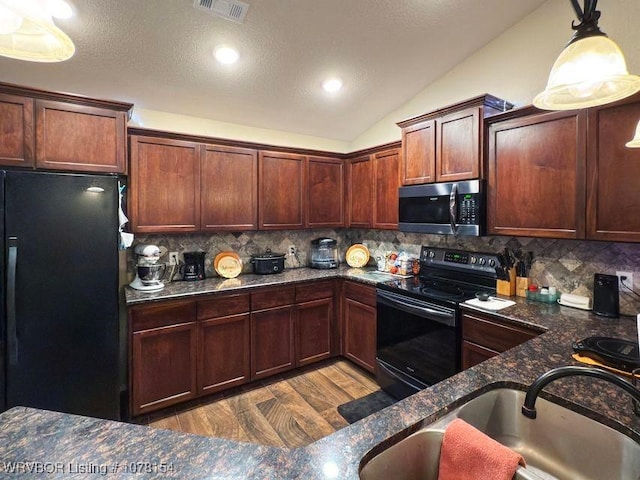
[533, 36, 640, 110]
[626, 120, 640, 148]
[0, 0, 74, 62]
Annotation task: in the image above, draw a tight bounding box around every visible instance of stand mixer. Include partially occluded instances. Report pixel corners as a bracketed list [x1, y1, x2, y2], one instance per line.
[129, 244, 166, 291]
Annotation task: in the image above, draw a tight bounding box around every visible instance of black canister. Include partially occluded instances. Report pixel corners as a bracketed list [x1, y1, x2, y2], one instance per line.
[182, 251, 206, 281]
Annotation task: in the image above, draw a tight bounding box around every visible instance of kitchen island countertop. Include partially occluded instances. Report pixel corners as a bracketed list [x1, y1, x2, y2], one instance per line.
[3, 276, 640, 478]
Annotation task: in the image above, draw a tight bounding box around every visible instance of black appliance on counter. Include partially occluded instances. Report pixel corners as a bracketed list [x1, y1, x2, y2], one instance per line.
[182, 251, 205, 281]
[251, 249, 285, 274]
[1, 171, 121, 420]
[309, 237, 339, 269]
[592, 273, 620, 318]
[376, 246, 499, 400]
[398, 179, 485, 236]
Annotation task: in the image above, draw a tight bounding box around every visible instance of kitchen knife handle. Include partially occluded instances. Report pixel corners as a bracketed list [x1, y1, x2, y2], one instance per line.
[7, 237, 18, 365]
[449, 182, 458, 235]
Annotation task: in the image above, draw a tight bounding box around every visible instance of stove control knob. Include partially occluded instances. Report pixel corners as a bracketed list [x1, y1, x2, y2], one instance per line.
[478, 257, 487, 265]
[488, 259, 496, 267]
[470, 256, 477, 264]
[428, 250, 435, 258]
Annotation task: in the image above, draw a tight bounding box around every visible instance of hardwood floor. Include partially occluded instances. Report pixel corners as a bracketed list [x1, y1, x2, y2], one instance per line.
[133, 359, 380, 448]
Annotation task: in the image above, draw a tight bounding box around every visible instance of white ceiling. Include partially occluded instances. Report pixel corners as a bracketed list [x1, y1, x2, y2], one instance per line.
[0, 0, 547, 142]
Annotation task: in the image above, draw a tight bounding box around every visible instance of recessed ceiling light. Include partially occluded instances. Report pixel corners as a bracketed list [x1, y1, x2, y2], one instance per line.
[214, 46, 239, 65]
[322, 78, 343, 93]
[46, 0, 74, 19]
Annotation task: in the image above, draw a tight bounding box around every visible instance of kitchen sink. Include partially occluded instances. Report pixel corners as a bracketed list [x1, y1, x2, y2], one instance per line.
[360, 388, 640, 480]
[348, 271, 406, 283]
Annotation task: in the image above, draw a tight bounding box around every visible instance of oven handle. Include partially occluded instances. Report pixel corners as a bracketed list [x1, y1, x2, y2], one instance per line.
[377, 289, 456, 327]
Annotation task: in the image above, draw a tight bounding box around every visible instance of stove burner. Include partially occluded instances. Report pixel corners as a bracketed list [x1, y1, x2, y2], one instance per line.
[420, 281, 467, 300]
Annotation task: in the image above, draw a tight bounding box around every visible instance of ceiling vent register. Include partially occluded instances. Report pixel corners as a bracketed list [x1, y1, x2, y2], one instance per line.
[193, 0, 249, 24]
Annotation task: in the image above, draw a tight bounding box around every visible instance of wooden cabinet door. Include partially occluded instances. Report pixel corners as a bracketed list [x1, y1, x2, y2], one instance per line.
[402, 119, 435, 185]
[0, 93, 34, 168]
[129, 136, 201, 233]
[296, 298, 332, 366]
[586, 97, 640, 242]
[307, 156, 344, 227]
[436, 106, 481, 182]
[198, 313, 250, 395]
[346, 155, 373, 228]
[343, 298, 376, 373]
[35, 100, 126, 173]
[131, 322, 197, 416]
[461, 340, 499, 370]
[373, 148, 400, 230]
[487, 108, 586, 238]
[251, 305, 295, 379]
[259, 151, 305, 229]
[201, 144, 257, 231]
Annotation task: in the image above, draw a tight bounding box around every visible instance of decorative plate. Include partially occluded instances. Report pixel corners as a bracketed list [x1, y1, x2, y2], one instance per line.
[345, 244, 370, 268]
[214, 252, 242, 278]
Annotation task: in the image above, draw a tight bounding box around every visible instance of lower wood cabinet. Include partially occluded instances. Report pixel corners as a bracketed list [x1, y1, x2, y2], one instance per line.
[129, 279, 342, 416]
[197, 293, 251, 395]
[342, 281, 377, 373]
[461, 310, 540, 370]
[130, 300, 198, 416]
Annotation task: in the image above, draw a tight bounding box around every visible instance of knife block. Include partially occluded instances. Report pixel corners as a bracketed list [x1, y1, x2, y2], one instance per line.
[496, 268, 516, 296]
[516, 277, 529, 297]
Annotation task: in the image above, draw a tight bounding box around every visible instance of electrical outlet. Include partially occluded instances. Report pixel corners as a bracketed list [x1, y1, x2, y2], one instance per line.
[169, 252, 179, 265]
[288, 245, 296, 256]
[615, 271, 633, 290]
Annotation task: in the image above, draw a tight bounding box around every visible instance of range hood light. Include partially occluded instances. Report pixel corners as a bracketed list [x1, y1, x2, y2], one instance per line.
[533, 0, 640, 111]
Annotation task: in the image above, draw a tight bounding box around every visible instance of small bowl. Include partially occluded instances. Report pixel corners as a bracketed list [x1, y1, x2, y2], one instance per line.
[475, 291, 491, 301]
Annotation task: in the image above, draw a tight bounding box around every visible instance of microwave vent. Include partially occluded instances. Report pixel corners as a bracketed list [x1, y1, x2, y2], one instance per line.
[193, 0, 249, 23]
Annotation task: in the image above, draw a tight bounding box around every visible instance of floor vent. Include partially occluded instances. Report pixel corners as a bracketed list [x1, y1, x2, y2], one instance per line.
[193, 0, 249, 24]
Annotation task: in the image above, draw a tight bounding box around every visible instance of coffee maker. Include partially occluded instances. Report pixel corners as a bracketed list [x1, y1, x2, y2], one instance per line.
[130, 244, 166, 291]
[182, 251, 206, 281]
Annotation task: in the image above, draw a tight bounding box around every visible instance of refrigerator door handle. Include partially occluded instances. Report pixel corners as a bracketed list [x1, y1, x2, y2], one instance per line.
[7, 236, 18, 365]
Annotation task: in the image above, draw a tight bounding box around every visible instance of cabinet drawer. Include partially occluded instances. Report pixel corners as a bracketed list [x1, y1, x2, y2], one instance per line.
[462, 313, 538, 353]
[296, 280, 334, 303]
[197, 293, 250, 320]
[251, 286, 295, 310]
[344, 281, 376, 307]
[131, 300, 196, 332]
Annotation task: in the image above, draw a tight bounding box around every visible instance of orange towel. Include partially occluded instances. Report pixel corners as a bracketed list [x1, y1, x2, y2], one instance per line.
[438, 418, 526, 480]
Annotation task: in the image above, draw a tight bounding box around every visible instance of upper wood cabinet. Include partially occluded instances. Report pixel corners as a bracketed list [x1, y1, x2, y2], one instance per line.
[259, 151, 306, 230]
[0, 93, 34, 168]
[586, 97, 640, 242]
[201, 144, 258, 231]
[129, 135, 201, 233]
[487, 108, 587, 239]
[398, 95, 511, 185]
[35, 100, 127, 173]
[373, 148, 401, 230]
[0, 83, 131, 173]
[306, 156, 344, 228]
[346, 155, 373, 228]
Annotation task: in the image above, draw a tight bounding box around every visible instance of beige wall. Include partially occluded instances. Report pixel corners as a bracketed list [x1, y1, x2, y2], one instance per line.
[132, 0, 640, 153]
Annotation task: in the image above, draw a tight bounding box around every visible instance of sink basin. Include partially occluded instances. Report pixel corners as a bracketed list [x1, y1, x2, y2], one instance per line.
[360, 388, 640, 480]
[349, 271, 404, 283]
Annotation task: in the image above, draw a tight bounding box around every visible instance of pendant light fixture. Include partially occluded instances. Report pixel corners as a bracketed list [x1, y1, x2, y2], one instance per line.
[533, 0, 640, 111]
[0, 0, 75, 62]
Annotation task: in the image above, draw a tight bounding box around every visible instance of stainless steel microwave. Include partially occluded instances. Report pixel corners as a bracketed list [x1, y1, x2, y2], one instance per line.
[398, 180, 485, 236]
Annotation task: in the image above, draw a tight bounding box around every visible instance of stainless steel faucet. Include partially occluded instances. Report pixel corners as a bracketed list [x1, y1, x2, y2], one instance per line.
[521, 366, 640, 419]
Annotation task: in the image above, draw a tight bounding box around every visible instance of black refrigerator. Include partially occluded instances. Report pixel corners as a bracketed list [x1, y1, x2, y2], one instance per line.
[0, 170, 121, 420]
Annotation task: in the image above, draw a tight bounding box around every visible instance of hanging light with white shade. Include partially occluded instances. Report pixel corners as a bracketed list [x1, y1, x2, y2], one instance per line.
[533, 0, 640, 111]
[0, 0, 75, 62]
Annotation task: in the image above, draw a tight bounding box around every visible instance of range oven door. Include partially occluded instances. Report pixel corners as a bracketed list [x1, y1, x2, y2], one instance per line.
[376, 289, 460, 399]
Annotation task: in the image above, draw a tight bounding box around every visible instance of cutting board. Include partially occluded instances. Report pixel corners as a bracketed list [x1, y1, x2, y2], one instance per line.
[463, 297, 516, 311]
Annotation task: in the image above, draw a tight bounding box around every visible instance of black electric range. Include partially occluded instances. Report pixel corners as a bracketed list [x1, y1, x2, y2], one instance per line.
[375, 246, 499, 399]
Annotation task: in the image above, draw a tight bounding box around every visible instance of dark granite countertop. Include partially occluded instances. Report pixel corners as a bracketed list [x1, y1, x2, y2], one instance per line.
[124, 266, 382, 305]
[3, 275, 640, 479]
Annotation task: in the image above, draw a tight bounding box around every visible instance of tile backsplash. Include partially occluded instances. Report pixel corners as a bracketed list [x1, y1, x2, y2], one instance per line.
[129, 229, 640, 316]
